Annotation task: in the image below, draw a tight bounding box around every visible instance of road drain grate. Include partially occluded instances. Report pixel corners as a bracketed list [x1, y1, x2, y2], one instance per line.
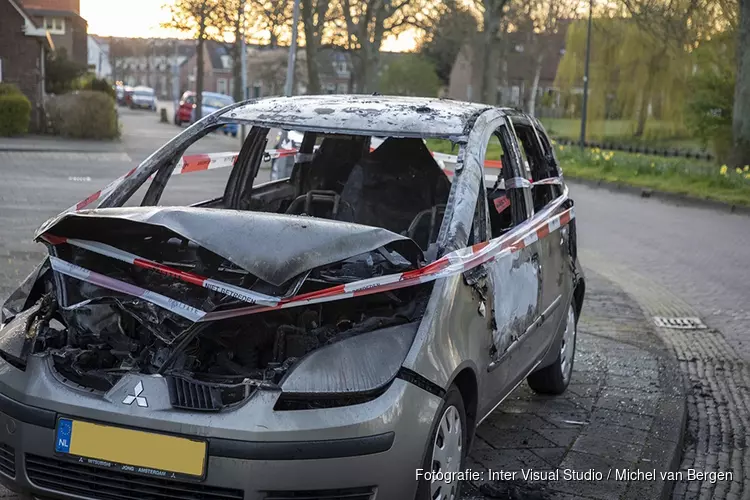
[653, 316, 707, 329]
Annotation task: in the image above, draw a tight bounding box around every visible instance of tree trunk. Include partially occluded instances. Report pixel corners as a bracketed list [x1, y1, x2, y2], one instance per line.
[480, 9, 496, 104]
[731, 0, 750, 167]
[499, 43, 508, 105]
[527, 51, 544, 116]
[301, 0, 321, 94]
[195, 37, 205, 120]
[634, 71, 653, 137]
[232, 6, 243, 102]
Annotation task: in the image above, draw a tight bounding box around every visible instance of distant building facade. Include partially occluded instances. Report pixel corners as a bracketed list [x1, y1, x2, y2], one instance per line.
[179, 40, 233, 97]
[108, 37, 194, 100]
[87, 35, 111, 79]
[20, 0, 87, 66]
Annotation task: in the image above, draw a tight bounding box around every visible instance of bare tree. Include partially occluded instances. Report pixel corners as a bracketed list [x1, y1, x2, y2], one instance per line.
[246, 0, 293, 48]
[474, 0, 513, 104]
[301, 0, 334, 94]
[418, 1, 479, 85]
[334, 0, 437, 93]
[164, 0, 224, 120]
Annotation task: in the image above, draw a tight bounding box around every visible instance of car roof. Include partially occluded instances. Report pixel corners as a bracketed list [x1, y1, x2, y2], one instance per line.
[224, 95, 496, 138]
[203, 91, 231, 98]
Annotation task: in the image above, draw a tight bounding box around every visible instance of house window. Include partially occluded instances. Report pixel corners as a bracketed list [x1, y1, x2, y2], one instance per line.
[44, 17, 65, 35]
[217, 78, 228, 95]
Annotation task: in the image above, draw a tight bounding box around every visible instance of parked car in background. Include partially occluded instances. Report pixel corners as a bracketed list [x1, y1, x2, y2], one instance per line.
[130, 86, 157, 111]
[175, 91, 238, 137]
[116, 85, 134, 107]
[0, 95, 584, 500]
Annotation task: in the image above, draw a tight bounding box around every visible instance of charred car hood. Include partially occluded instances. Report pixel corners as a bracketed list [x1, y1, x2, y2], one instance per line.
[37, 207, 423, 286]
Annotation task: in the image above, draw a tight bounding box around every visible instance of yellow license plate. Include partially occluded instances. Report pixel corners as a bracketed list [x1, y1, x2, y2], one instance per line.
[55, 418, 207, 479]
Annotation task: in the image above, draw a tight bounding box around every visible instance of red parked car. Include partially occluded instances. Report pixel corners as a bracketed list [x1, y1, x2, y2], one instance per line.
[173, 91, 197, 125]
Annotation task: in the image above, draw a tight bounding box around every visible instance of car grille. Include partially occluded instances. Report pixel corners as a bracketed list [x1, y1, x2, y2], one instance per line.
[26, 455, 243, 500]
[264, 486, 376, 500]
[168, 376, 252, 411]
[168, 376, 222, 411]
[0, 444, 15, 477]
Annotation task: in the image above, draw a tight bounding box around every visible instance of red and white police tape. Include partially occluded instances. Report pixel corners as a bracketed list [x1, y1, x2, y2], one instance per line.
[43, 201, 574, 324]
[63, 148, 506, 215]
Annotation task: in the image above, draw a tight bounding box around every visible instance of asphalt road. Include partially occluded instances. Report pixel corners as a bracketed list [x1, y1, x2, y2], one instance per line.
[571, 184, 750, 360]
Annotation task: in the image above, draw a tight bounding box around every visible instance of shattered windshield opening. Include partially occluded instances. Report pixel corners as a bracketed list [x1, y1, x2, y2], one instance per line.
[4, 122, 463, 403]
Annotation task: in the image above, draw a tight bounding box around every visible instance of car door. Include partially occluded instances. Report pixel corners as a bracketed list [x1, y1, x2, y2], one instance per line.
[511, 116, 570, 355]
[478, 121, 544, 412]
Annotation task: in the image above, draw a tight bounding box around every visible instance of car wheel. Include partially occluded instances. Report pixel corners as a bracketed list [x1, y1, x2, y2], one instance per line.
[527, 301, 577, 395]
[415, 385, 467, 500]
[232, 132, 238, 138]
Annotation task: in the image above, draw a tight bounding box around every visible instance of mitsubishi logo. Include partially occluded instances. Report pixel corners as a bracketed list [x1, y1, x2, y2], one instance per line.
[122, 381, 148, 407]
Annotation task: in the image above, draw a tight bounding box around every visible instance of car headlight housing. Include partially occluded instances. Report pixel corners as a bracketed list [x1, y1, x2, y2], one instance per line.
[275, 321, 419, 410]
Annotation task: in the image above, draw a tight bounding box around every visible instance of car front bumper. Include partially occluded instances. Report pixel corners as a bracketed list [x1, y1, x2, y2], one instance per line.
[0, 376, 440, 500]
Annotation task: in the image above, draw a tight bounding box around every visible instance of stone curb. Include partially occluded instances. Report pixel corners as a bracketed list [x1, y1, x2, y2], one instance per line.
[625, 350, 687, 500]
[0, 137, 124, 154]
[566, 177, 750, 216]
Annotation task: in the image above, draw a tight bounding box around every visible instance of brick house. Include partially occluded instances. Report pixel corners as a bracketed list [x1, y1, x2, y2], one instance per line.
[110, 38, 194, 99]
[20, 0, 87, 66]
[180, 40, 234, 96]
[0, 0, 53, 130]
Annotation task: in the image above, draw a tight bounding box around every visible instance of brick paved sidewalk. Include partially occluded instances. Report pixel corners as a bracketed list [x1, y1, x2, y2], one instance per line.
[462, 270, 686, 500]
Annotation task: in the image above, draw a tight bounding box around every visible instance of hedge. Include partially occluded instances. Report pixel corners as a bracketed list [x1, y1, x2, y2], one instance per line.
[46, 90, 119, 139]
[0, 93, 32, 136]
[0, 83, 23, 96]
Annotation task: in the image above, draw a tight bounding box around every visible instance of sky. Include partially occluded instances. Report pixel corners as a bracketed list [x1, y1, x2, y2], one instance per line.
[80, 0, 416, 51]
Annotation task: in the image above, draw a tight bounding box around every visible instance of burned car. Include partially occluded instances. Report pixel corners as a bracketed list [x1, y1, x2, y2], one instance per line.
[0, 95, 584, 500]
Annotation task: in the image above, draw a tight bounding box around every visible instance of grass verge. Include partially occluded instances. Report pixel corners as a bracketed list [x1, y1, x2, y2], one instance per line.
[425, 138, 750, 207]
[556, 145, 750, 207]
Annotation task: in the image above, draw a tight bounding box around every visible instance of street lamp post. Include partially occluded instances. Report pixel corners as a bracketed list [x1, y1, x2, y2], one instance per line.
[579, 0, 593, 149]
[284, 0, 301, 97]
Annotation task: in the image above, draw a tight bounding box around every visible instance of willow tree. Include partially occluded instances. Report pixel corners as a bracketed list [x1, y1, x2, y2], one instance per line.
[555, 18, 691, 138]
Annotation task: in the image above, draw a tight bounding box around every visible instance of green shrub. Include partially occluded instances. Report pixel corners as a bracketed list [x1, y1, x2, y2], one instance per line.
[0, 93, 32, 136]
[79, 75, 116, 99]
[0, 83, 23, 96]
[46, 90, 119, 139]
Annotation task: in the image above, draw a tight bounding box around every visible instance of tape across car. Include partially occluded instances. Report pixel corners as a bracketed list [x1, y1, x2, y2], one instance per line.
[42, 152, 573, 323]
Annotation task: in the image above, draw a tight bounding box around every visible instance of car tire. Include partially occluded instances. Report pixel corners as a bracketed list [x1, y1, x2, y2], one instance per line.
[415, 385, 467, 500]
[527, 301, 577, 395]
[232, 132, 238, 138]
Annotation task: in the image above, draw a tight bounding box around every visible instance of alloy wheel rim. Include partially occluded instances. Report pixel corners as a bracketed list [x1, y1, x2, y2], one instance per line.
[430, 405, 463, 500]
[560, 305, 577, 383]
